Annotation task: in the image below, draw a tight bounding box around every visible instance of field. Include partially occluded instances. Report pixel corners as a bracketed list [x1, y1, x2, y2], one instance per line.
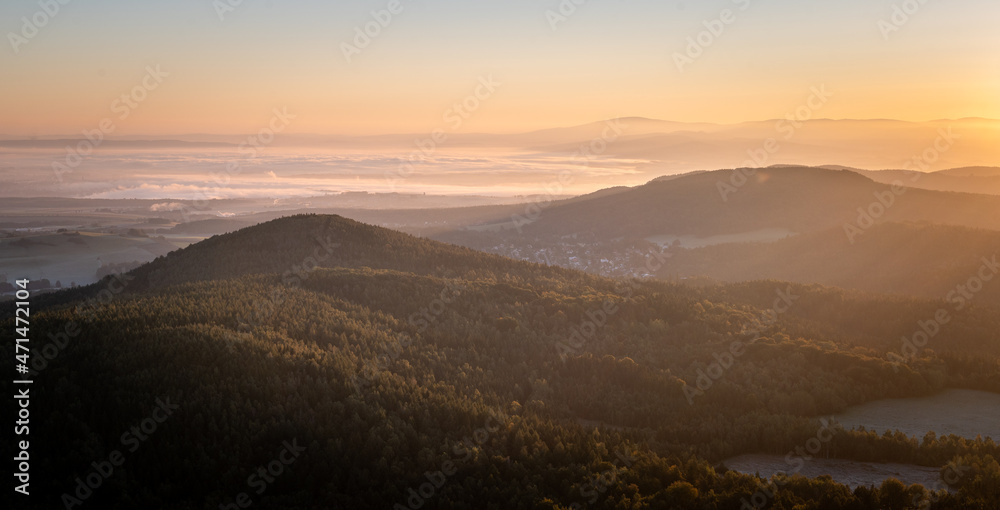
[722, 389, 1000, 490]
[832, 389, 1000, 440]
[723, 454, 945, 490]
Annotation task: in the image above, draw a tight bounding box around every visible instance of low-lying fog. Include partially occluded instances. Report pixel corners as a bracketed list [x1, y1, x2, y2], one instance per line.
[0, 146, 649, 199]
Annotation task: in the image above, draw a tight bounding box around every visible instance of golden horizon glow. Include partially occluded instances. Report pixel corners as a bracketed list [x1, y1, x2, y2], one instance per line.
[1, 0, 998, 137]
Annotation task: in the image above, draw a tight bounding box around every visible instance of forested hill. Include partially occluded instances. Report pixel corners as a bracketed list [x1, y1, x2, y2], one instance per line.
[4, 214, 1000, 509]
[123, 214, 583, 291]
[441, 166, 1000, 242]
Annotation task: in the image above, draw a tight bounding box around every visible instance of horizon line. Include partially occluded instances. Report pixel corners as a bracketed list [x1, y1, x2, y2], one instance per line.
[3, 116, 998, 141]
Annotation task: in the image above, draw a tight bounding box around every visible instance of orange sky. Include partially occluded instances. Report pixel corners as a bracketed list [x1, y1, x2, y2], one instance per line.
[1, 0, 998, 136]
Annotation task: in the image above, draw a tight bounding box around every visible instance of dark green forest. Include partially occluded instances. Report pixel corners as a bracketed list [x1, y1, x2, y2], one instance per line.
[3, 215, 999, 509]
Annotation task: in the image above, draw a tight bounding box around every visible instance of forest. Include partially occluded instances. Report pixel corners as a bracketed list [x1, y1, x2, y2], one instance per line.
[3, 214, 999, 509]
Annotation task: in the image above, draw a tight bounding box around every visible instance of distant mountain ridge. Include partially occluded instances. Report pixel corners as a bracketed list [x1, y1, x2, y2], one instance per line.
[446, 166, 1000, 241]
[433, 166, 1000, 303]
[854, 166, 1000, 195]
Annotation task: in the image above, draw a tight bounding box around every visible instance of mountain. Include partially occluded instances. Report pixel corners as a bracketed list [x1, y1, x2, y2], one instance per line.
[859, 166, 1000, 195]
[935, 166, 1000, 177]
[440, 166, 1000, 243]
[432, 166, 1000, 302]
[124, 214, 578, 291]
[5, 214, 1000, 509]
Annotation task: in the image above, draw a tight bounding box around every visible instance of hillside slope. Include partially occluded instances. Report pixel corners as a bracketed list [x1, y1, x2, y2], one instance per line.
[5, 215, 1000, 509]
[122, 214, 580, 292]
[658, 222, 1000, 304]
[443, 167, 1000, 243]
[860, 166, 1000, 195]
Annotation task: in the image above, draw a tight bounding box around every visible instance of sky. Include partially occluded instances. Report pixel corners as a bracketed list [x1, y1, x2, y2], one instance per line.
[2, 0, 999, 136]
